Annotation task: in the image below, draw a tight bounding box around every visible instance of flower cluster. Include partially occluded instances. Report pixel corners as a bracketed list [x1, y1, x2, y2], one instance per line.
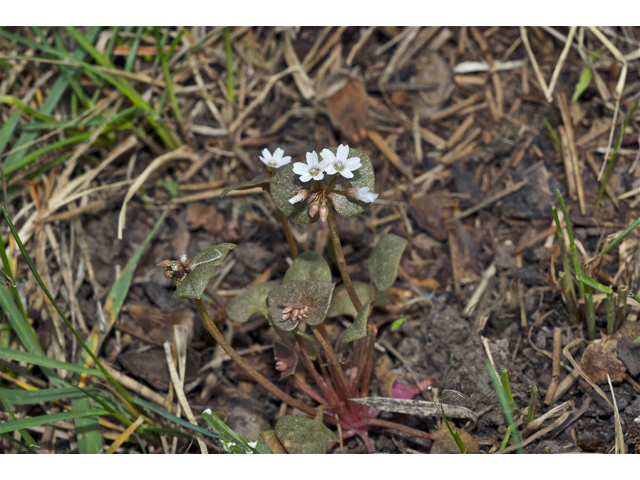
[157, 254, 191, 283]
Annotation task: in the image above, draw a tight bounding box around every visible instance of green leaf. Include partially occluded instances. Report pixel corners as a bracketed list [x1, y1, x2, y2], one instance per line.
[283, 251, 332, 283]
[327, 282, 389, 318]
[576, 272, 612, 295]
[327, 148, 376, 218]
[571, 64, 593, 103]
[391, 315, 406, 331]
[342, 301, 371, 344]
[0, 348, 104, 377]
[633, 336, 640, 344]
[220, 174, 270, 198]
[0, 387, 102, 405]
[267, 280, 335, 331]
[270, 163, 319, 224]
[201, 409, 269, 454]
[275, 412, 337, 454]
[226, 282, 275, 323]
[368, 234, 408, 291]
[0, 409, 111, 435]
[173, 243, 236, 299]
[73, 398, 103, 454]
[0, 391, 39, 448]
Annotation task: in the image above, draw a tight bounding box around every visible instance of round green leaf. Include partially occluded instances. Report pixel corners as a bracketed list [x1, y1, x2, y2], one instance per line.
[172, 243, 236, 299]
[367, 234, 408, 291]
[327, 282, 390, 318]
[275, 413, 337, 454]
[226, 282, 275, 323]
[267, 280, 335, 331]
[270, 163, 318, 224]
[284, 251, 332, 283]
[328, 147, 376, 217]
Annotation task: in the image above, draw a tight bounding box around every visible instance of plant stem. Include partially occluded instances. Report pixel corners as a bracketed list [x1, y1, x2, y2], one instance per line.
[276, 208, 299, 259]
[367, 418, 431, 440]
[311, 325, 353, 399]
[359, 323, 378, 397]
[327, 208, 362, 312]
[195, 298, 315, 417]
[295, 334, 339, 404]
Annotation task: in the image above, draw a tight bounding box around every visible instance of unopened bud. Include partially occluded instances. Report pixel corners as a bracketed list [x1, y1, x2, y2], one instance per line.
[319, 204, 329, 223]
[164, 270, 173, 279]
[309, 203, 320, 217]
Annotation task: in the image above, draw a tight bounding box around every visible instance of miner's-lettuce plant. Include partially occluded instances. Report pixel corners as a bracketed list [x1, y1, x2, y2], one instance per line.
[162, 145, 432, 453]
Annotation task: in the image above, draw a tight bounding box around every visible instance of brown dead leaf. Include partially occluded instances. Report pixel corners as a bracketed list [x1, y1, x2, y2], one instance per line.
[185, 202, 225, 234]
[412, 51, 454, 117]
[321, 74, 368, 144]
[408, 192, 457, 242]
[118, 347, 200, 391]
[430, 423, 479, 454]
[580, 338, 626, 385]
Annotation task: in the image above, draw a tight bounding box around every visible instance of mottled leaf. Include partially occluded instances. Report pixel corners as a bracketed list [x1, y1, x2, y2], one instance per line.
[173, 243, 236, 299]
[267, 280, 334, 331]
[220, 174, 270, 198]
[226, 282, 274, 323]
[342, 301, 371, 344]
[284, 251, 331, 283]
[368, 234, 408, 291]
[270, 163, 318, 224]
[327, 147, 376, 217]
[275, 410, 337, 454]
[327, 282, 389, 318]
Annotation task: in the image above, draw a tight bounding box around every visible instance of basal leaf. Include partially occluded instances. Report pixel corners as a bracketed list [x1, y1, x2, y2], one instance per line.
[173, 243, 236, 299]
[283, 251, 332, 283]
[327, 282, 389, 318]
[342, 301, 371, 344]
[368, 234, 408, 292]
[275, 411, 337, 454]
[226, 282, 274, 323]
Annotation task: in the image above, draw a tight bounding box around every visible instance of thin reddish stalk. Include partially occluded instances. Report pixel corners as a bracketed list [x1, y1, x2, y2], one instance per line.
[367, 418, 431, 440]
[276, 208, 299, 259]
[293, 376, 327, 405]
[295, 334, 340, 404]
[311, 325, 354, 399]
[359, 322, 378, 397]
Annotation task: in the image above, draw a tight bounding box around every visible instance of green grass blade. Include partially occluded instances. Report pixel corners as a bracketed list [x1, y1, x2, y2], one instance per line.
[133, 398, 219, 440]
[499, 368, 515, 410]
[125, 27, 144, 73]
[0, 109, 24, 155]
[486, 360, 523, 453]
[0, 27, 100, 171]
[598, 215, 640, 258]
[1, 391, 39, 448]
[0, 432, 39, 453]
[0, 408, 110, 434]
[526, 385, 538, 424]
[437, 402, 467, 454]
[576, 272, 612, 294]
[223, 27, 235, 103]
[0, 95, 56, 122]
[72, 397, 104, 453]
[544, 118, 561, 154]
[0, 348, 104, 377]
[2, 206, 138, 409]
[0, 386, 101, 405]
[571, 64, 593, 103]
[596, 97, 640, 208]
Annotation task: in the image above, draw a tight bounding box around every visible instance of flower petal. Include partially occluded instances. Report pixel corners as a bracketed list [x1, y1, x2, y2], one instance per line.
[293, 162, 309, 175]
[339, 169, 354, 179]
[336, 144, 350, 161]
[319, 149, 337, 165]
[299, 173, 312, 182]
[274, 147, 284, 159]
[306, 151, 319, 168]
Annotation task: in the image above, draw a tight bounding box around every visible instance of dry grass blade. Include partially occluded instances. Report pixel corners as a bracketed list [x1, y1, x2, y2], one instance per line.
[349, 397, 478, 428]
[106, 415, 144, 454]
[520, 26, 549, 100]
[163, 342, 208, 454]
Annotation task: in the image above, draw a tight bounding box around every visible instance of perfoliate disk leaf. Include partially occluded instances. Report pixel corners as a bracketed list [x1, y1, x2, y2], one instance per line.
[368, 234, 408, 291]
[270, 163, 318, 224]
[275, 412, 337, 454]
[342, 301, 372, 344]
[328, 147, 376, 217]
[226, 282, 275, 323]
[172, 243, 236, 299]
[267, 280, 335, 331]
[327, 282, 389, 318]
[283, 251, 332, 283]
[220, 174, 270, 198]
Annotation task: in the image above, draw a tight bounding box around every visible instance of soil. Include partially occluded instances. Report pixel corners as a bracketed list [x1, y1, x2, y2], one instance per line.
[2, 26, 640, 454]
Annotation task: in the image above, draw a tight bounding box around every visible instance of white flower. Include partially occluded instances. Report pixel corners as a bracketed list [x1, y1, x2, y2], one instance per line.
[259, 147, 291, 168]
[355, 187, 378, 203]
[289, 190, 307, 204]
[292, 151, 328, 182]
[320, 144, 361, 179]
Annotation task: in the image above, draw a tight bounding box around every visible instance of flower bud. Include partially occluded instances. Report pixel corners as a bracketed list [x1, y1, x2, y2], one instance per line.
[309, 203, 320, 217]
[319, 204, 329, 223]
